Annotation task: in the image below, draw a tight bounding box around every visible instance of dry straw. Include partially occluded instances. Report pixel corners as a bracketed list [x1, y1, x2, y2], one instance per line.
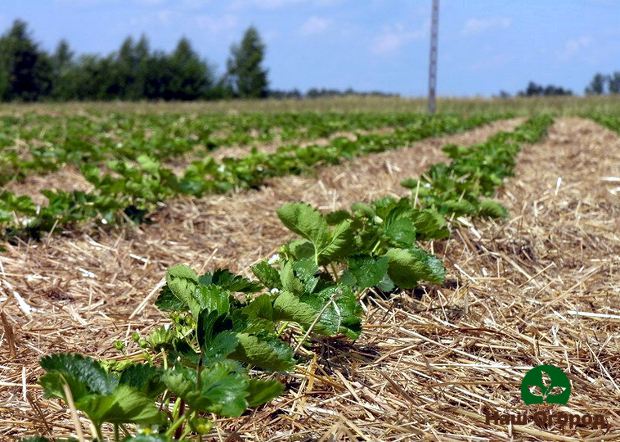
[1, 117, 619, 440]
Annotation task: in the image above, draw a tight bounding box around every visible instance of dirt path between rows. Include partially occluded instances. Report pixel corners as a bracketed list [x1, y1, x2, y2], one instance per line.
[0, 117, 531, 439]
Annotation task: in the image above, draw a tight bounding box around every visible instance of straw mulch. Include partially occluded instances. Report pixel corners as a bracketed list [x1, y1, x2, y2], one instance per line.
[1, 117, 618, 441]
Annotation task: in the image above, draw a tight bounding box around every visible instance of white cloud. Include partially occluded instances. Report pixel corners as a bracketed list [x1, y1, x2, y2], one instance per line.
[370, 23, 426, 55]
[300, 16, 331, 36]
[195, 14, 238, 33]
[229, 0, 339, 10]
[557, 36, 593, 61]
[463, 17, 511, 36]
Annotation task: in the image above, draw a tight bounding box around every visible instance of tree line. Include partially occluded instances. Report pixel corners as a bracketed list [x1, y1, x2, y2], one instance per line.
[585, 72, 620, 95]
[500, 73, 620, 98]
[0, 19, 269, 101]
[0, 19, 399, 102]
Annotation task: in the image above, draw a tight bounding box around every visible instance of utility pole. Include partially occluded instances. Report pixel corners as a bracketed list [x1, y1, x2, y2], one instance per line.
[428, 0, 439, 114]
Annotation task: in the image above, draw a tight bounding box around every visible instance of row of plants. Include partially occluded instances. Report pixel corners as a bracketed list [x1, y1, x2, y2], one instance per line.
[1, 113, 507, 240]
[0, 111, 452, 185]
[26, 115, 553, 441]
[586, 112, 620, 134]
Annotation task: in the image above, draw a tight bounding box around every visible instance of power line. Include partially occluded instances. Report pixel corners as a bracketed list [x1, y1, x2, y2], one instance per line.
[428, 0, 439, 114]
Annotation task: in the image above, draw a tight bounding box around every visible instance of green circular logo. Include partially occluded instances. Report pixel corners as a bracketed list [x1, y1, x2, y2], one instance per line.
[521, 365, 571, 405]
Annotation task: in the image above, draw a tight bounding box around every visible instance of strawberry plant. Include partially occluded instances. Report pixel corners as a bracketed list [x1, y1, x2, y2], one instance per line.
[27, 115, 554, 440]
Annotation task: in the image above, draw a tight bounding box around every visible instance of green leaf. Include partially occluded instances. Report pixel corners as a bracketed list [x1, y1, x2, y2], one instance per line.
[199, 269, 262, 293]
[165, 264, 200, 316]
[280, 261, 304, 295]
[318, 219, 354, 264]
[118, 364, 164, 398]
[440, 199, 477, 216]
[154, 285, 186, 312]
[277, 203, 354, 265]
[75, 385, 164, 426]
[342, 256, 389, 289]
[197, 309, 237, 361]
[167, 264, 199, 282]
[163, 362, 250, 417]
[293, 258, 320, 294]
[166, 264, 231, 318]
[273, 291, 321, 328]
[39, 353, 118, 402]
[251, 260, 282, 290]
[384, 247, 446, 289]
[231, 333, 296, 372]
[301, 285, 362, 340]
[325, 209, 351, 225]
[477, 199, 508, 218]
[412, 209, 450, 240]
[246, 379, 284, 407]
[273, 287, 361, 339]
[241, 294, 275, 321]
[277, 202, 328, 248]
[384, 209, 416, 247]
[283, 239, 315, 260]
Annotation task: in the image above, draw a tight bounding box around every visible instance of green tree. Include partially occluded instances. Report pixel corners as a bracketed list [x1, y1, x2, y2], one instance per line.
[115, 35, 151, 100]
[167, 37, 213, 100]
[50, 39, 75, 99]
[585, 73, 607, 95]
[609, 72, 620, 94]
[226, 26, 269, 98]
[71, 54, 118, 100]
[0, 19, 53, 101]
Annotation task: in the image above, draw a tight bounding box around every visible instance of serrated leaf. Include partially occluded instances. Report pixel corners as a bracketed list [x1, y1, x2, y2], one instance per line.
[274, 286, 362, 339]
[154, 285, 186, 312]
[477, 199, 508, 218]
[118, 364, 165, 398]
[166, 265, 231, 318]
[276, 203, 328, 247]
[342, 256, 389, 289]
[384, 247, 446, 289]
[273, 291, 319, 327]
[163, 361, 250, 417]
[384, 209, 416, 247]
[246, 379, 284, 407]
[197, 309, 237, 361]
[318, 219, 354, 264]
[231, 333, 296, 372]
[300, 285, 362, 340]
[39, 353, 118, 402]
[440, 199, 477, 216]
[283, 239, 315, 260]
[75, 385, 164, 426]
[412, 208, 450, 240]
[293, 258, 320, 294]
[280, 261, 304, 295]
[251, 261, 282, 290]
[325, 209, 351, 225]
[199, 269, 262, 293]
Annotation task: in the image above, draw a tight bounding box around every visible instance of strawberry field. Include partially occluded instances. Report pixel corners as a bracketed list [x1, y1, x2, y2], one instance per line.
[0, 99, 619, 441]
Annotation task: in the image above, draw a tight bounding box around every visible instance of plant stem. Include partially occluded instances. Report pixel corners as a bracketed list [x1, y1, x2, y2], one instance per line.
[174, 400, 186, 439]
[165, 413, 188, 439]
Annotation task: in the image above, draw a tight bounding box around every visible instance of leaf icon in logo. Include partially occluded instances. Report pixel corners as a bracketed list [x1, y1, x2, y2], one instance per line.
[521, 365, 571, 405]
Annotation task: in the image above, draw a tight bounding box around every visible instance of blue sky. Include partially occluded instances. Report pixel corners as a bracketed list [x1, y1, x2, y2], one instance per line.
[1, 0, 619, 96]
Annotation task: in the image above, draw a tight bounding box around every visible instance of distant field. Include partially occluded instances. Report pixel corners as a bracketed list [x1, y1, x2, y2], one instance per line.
[1, 94, 620, 115]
